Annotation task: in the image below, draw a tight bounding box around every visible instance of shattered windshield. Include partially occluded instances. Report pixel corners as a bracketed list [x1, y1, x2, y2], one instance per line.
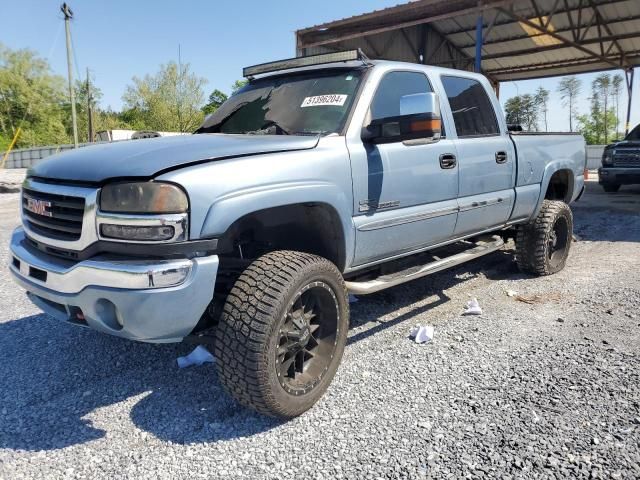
[195, 69, 363, 136]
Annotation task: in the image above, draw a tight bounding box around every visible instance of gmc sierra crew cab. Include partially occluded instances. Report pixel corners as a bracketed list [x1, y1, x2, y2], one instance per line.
[9, 51, 586, 417]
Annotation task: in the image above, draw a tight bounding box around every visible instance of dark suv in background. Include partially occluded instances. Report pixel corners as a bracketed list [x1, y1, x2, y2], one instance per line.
[599, 123, 640, 192]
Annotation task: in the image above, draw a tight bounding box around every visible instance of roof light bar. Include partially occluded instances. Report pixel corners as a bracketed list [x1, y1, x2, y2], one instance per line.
[243, 50, 364, 78]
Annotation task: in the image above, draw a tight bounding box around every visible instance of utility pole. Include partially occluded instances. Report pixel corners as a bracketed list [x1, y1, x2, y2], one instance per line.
[61, 3, 78, 147]
[86, 68, 94, 142]
[177, 44, 183, 132]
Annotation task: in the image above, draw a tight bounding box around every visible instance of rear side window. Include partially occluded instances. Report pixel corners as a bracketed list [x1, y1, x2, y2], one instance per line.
[370, 71, 432, 120]
[441, 76, 499, 137]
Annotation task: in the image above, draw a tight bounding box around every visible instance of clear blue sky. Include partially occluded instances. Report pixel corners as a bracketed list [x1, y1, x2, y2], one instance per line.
[3, 0, 638, 133]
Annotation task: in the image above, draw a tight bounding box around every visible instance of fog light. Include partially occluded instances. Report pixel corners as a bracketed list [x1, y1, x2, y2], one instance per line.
[100, 224, 175, 241]
[148, 264, 192, 288]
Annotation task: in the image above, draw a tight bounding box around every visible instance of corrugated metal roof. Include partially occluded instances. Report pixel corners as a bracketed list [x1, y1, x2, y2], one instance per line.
[296, 0, 640, 82]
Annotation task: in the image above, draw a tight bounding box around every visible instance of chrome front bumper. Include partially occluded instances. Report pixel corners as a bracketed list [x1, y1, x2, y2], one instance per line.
[9, 227, 219, 343]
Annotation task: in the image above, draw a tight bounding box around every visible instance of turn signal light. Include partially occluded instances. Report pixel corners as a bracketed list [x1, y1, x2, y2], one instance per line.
[100, 224, 175, 241]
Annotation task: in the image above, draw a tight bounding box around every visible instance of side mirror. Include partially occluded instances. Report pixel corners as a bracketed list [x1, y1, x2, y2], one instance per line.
[362, 92, 442, 144]
[400, 92, 439, 117]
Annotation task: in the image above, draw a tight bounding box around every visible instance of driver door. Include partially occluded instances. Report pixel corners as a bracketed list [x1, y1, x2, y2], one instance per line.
[347, 70, 459, 266]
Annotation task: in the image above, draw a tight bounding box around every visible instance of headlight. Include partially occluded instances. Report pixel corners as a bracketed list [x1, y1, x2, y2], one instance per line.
[602, 150, 614, 166]
[100, 182, 188, 214]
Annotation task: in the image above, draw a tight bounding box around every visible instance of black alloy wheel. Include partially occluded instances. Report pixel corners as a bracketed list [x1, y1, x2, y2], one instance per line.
[276, 281, 340, 396]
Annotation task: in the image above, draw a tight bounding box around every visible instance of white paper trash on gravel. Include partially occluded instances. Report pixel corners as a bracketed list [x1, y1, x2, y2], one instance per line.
[463, 298, 482, 315]
[177, 345, 216, 368]
[409, 325, 435, 344]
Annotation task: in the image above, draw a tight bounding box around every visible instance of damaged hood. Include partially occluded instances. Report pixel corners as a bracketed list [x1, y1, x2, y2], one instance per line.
[29, 134, 319, 183]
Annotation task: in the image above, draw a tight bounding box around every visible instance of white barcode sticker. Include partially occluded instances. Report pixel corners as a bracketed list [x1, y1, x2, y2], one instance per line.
[301, 94, 348, 107]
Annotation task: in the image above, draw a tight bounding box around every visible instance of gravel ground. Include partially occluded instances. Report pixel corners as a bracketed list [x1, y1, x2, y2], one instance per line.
[1, 181, 639, 479]
[0, 168, 26, 193]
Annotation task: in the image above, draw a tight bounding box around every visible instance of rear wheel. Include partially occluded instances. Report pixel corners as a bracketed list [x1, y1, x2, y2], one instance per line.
[214, 250, 348, 418]
[602, 183, 620, 193]
[515, 200, 573, 276]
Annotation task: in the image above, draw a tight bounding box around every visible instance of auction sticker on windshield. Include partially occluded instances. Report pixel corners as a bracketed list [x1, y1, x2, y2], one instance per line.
[301, 95, 348, 107]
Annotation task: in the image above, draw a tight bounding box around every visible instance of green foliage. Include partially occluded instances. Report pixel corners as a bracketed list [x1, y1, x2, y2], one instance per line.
[202, 89, 228, 115]
[0, 42, 248, 148]
[231, 79, 248, 94]
[534, 86, 550, 132]
[557, 76, 581, 132]
[122, 61, 207, 132]
[504, 94, 540, 131]
[202, 80, 249, 115]
[0, 43, 70, 148]
[577, 73, 621, 145]
[611, 74, 624, 138]
[577, 110, 618, 145]
[0, 132, 10, 151]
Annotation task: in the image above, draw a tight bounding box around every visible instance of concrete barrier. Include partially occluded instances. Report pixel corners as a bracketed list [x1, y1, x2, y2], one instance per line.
[1, 142, 97, 169]
[586, 145, 605, 170]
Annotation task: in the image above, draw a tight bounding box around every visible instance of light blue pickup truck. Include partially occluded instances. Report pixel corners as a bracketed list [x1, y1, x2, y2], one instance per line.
[9, 51, 585, 417]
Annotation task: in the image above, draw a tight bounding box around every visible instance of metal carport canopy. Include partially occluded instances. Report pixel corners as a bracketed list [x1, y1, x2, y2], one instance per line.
[296, 0, 639, 130]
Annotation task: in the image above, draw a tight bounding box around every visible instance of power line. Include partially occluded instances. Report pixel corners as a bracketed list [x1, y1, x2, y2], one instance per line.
[69, 20, 82, 81]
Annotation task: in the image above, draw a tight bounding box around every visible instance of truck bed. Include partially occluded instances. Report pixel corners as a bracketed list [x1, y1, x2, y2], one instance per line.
[508, 132, 586, 222]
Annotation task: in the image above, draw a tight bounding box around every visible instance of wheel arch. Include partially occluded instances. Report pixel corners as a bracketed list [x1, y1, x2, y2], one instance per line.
[215, 202, 349, 271]
[530, 162, 576, 220]
[198, 182, 354, 271]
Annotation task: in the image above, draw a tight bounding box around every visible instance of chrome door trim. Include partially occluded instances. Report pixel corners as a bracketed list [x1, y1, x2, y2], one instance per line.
[357, 205, 459, 231]
[458, 197, 505, 212]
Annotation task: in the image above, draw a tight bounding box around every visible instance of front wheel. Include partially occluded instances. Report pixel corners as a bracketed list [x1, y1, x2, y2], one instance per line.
[214, 250, 349, 418]
[515, 200, 573, 276]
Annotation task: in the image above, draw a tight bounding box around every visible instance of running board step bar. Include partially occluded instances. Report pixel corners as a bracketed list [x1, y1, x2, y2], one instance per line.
[345, 235, 504, 295]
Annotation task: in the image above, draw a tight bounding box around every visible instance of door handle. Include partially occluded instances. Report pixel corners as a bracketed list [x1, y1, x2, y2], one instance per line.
[439, 153, 457, 169]
[495, 151, 508, 164]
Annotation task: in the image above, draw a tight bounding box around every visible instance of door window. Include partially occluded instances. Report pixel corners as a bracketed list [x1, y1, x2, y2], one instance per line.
[441, 76, 499, 137]
[369, 71, 432, 121]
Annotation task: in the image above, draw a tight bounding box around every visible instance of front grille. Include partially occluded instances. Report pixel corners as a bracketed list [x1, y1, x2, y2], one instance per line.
[22, 188, 85, 241]
[613, 150, 640, 168]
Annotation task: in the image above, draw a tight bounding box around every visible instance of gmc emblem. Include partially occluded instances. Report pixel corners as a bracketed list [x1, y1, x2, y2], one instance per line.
[25, 197, 53, 217]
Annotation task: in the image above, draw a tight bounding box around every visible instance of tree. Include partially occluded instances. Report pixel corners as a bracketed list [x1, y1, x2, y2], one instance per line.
[231, 79, 248, 94]
[577, 76, 618, 145]
[202, 89, 228, 115]
[535, 86, 550, 132]
[504, 94, 539, 131]
[122, 61, 207, 132]
[593, 74, 613, 143]
[577, 109, 617, 145]
[557, 76, 581, 132]
[0, 43, 70, 148]
[64, 77, 101, 142]
[611, 74, 624, 140]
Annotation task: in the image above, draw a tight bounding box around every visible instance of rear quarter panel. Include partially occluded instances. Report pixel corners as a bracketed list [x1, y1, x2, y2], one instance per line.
[510, 133, 586, 221]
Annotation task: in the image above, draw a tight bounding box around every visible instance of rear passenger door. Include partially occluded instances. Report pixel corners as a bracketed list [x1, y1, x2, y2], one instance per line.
[440, 75, 515, 236]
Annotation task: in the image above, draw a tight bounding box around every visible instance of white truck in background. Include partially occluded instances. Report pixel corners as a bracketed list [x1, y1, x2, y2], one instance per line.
[95, 130, 188, 142]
